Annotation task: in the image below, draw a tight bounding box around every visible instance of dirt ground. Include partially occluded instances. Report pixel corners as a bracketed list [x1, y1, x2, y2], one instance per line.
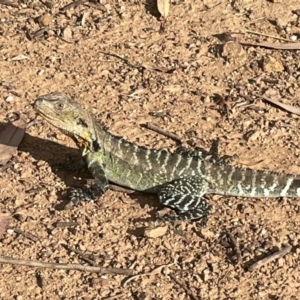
[2, 0, 300, 299]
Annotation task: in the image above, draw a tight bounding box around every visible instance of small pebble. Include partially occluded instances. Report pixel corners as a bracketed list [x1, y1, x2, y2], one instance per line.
[38, 14, 52, 27]
[290, 35, 298, 41]
[5, 95, 14, 103]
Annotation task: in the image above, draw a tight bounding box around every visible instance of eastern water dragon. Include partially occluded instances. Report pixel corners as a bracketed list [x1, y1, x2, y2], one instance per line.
[34, 92, 300, 223]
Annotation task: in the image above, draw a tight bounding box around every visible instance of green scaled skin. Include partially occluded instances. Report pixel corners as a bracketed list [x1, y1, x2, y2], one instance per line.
[34, 92, 300, 223]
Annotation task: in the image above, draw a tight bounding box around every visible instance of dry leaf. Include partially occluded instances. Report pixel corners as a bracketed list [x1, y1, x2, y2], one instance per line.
[259, 95, 300, 116]
[0, 117, 26, 165]
[157, 0, 170, 18]
[241, 41, 300, 50]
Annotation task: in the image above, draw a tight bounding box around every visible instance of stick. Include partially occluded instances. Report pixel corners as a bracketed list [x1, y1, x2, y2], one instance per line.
[98, 51, 175, 73]
[142, 123, 182, 143]
[109, 184, 135, 194]
[98, 50, 140, 69]
[60, 0, 106, 12]
[55, 222, 79, 228]
[12, 228, 39, 242]
[60, 0, 88, 12]
[102, 294, 126, 300]
[63, 244, 95, 265]
[26, 119, 38, 129]
[248, 245, 292, 272]
[0, 256, 135, 275]
[244, 30, 292, 42]
[169, 274, 199, 300]
[258, 95, 300, 116]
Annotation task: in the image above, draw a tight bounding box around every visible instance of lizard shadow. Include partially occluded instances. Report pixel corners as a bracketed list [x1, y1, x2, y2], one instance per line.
[126, 192, 164, 222]
[0, 122, 86, 204]
[0, 122, 165, 215]
[144, 0, 160, 19]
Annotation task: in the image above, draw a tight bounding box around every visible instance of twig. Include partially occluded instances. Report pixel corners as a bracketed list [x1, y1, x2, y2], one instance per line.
[169, 273, 199, 300]
[142, 123, 182, 143]
[123, 263, 174, 286]
[102, 294, 126, 300]
[260, 78, 279, 84]
[1, 81, 14, 89]
[58, 36, 73, 44]
[60, 0, 88, 12]
[63, 244, 95, 265]
[98, 50, 176, 73]
[26, 119, 38, 129]
[244, 30, 292, 42]
[248, 245, 292, 272]
[226, 230, 242, 264]
[60, 0, 106, 12]
[258, 95, 300, 116]
[12, 228, 39, 242]
[240, 41, 300, 50]
[99, 50, 140, 68]
[0, 0, 19, 8]
[55, 221, 79, 228]
[109, 184, 135, 194]
[0, 256, 135, 275]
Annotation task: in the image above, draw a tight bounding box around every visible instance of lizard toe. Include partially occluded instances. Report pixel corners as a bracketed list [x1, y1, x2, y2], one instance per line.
[157, 206, 211, 224]
[69, 187, 94, 204]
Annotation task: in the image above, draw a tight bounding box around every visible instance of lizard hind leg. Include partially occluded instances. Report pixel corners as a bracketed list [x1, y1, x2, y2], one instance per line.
[158, 177, 211, 223]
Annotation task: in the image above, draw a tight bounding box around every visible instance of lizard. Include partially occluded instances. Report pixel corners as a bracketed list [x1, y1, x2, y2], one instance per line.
[34, 92, 300, 223]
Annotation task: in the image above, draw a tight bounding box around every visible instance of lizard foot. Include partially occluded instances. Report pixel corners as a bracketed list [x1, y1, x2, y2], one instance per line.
[157, 207, 211, 224]
[69, 187, 94, 204]
[69, 182, 106, 204]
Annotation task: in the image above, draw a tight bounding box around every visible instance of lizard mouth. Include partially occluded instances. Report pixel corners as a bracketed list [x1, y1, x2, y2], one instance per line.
[34, 97, 93, 153]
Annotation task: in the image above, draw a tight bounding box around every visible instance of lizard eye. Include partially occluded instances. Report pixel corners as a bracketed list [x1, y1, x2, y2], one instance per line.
[55, 102, 65, 110]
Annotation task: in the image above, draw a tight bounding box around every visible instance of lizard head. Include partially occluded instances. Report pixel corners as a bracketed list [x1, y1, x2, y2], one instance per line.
[34, 92, 100, 154]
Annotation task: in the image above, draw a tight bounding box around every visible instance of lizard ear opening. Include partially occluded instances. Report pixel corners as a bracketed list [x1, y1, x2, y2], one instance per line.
[77, 118, 88, 127]
[92, 139, 100, 151]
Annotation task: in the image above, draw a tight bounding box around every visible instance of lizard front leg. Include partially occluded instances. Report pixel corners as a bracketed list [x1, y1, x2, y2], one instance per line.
[70, 154, 109, 204]
[158, 176, 211, 223]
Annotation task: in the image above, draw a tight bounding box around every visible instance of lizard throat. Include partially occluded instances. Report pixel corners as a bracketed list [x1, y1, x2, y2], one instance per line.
[73, 134, 92, 152]
[57, 126, 92, 154]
